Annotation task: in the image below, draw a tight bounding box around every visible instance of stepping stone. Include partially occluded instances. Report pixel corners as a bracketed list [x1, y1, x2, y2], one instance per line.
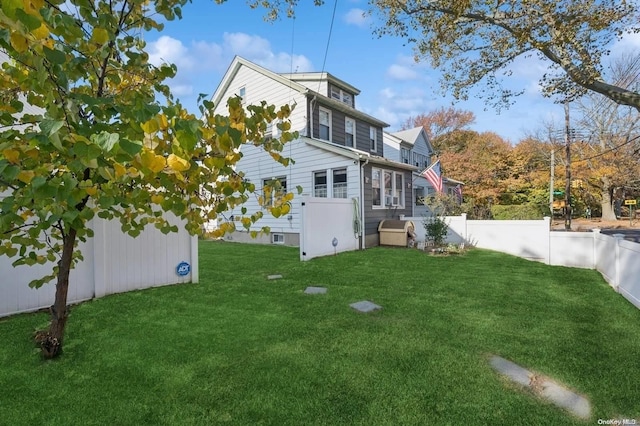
[489, 355, 591, 420]
[267, 274, 283, 280]
[539, 379, 590, 419]
[304, 286, 327, 294]
[350, 300, 382, 313]
[489, 355, 532, 387]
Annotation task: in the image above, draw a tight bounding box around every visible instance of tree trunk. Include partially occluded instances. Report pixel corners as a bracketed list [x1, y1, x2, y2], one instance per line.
[601, 177, 617, 221]
[40, 227, 77, 359]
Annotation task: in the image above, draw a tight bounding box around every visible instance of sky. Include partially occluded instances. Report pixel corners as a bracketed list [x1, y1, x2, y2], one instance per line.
[143, 1, 640, 144]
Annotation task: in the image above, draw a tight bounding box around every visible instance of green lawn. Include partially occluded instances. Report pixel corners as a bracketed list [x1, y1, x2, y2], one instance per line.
[1, 242, 639, 425]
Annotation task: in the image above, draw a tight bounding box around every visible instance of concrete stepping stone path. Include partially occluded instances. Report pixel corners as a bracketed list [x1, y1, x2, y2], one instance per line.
[304, 286, 327, 294]
[350, 301, 382, 313]
[489, 355, 591, 420]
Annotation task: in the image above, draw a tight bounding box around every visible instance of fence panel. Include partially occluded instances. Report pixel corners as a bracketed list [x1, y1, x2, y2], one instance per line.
[549, 232, 594, 268]
[300, 197, 360, 261]
[1, 214, 197, 318]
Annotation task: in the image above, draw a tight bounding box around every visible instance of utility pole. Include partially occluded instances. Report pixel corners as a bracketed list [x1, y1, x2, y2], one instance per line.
[564, 101, 572, 231]
[549, 149, 555, 216]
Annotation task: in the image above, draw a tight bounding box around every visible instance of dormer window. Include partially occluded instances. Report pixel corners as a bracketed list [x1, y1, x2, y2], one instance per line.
[330, 85, 354, 107]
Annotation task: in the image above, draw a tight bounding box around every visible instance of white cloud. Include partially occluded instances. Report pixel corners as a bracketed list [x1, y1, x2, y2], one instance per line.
[610, 30, 640, 57]
[171, 85, 194, 97]
[387, 64, 419, 81]
[367, 86, 431, 128]
[148, 36, 194, 71]
[144, 32, 314, 112]
[344, 8, 369, 28]
[222, 32, 313, 73]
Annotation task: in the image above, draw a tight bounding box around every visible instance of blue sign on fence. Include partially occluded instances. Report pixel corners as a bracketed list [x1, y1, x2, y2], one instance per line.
[176, 261, 191, 277]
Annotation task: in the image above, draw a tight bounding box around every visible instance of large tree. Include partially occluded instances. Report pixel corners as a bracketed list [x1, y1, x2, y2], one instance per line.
[401, 107, 475, 152]
[574, 54, 640, 220]
[0, 0, 297, 358]
[370, 0, 640, 111]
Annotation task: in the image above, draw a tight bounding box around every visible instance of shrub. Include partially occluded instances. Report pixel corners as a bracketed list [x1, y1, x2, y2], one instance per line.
[490, 204, 544, 220]
[423, 215, 449, 246]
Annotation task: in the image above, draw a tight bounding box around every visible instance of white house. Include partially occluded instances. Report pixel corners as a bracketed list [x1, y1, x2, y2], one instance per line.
[210, 56, 416, 248]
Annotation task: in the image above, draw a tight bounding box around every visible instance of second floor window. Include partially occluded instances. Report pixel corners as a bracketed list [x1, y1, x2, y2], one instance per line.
[345, 117, 355, 147]
[401, 148, 410, 164]
[370, 126, 377, 152]
[319, 108, 331, 141]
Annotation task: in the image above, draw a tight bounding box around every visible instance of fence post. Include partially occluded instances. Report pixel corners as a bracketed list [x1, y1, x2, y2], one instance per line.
[543, 216, 551, 265]
[591, 228, 600, 271]
[461, 213, 467, 242]
[612, 234, 624, 291]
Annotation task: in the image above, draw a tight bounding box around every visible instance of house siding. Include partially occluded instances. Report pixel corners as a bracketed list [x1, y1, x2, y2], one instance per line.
[356, 123, 383, 156]
[213, 65, 308, 135]
[362, 164, 413, 244]
[222, 138, 361, 241]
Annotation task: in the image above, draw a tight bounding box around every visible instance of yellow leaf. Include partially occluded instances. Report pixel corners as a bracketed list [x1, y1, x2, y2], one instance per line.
[280, 203, 290, 215]
[91, 28, 109, 45]
[158, 114, 168, 130]
[32, 23, 49, 40]
[10, 33, 28, 53]
[17, 170, 34, 183]
[114, 163, 126, 178]
[151, 194, 164, 204]
[140, 151, 166, 173]
[2, 148, 20, 164]
[167, 154, 190, 172]
[141, 119, 159, 134]
[85, 186, 97, 196]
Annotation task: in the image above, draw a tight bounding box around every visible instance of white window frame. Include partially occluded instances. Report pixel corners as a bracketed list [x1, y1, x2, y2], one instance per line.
[238, 86, 246, 104]
[330, 86, 354, 107]
[262, 176, 287, 206]
[401, 147, 410, 164]
[272, 233, 285, 244]
[372, 167, 404, 209]
[345, 117, 356, 147]
[369, 126, 377, 152]
[332, 168, 348, 199]
[319, 107, 332, 141]
[313, 170, 328, 198]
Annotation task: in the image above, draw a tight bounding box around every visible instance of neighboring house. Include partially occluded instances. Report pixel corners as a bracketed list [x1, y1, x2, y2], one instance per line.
[210, 56, 416, 247]
[383, 127, 464, 217]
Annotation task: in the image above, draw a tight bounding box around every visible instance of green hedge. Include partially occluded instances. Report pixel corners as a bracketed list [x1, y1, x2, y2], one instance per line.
[490, 204, 545, 220]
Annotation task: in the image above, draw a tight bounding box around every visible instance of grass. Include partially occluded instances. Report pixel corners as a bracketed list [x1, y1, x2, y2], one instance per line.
[1, 242, 639, 425]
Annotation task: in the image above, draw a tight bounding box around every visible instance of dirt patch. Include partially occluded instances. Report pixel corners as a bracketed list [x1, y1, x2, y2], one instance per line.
[551, 218, 640, 231]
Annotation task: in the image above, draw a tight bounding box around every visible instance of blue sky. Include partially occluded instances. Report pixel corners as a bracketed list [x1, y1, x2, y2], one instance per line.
[144, 1, 639, 144]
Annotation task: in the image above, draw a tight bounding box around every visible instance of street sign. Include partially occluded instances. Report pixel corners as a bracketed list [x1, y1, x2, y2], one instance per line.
[624, 199, 637, 206]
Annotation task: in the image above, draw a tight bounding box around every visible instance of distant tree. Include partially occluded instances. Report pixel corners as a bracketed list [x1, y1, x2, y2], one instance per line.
[369, 0, 640, 111]
[401, 107, 475, 152]
[574, 54, 640, 220]
[0, 0, 297, 358]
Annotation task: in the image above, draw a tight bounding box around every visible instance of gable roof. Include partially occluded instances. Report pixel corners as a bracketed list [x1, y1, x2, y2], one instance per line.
[211, 56, 389, 128]
[304, 136, 417, 171]
[389, 127, 433, 152]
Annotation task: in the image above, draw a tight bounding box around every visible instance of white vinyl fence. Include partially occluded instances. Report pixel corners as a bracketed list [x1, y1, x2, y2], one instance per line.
[1, 214, 198, 318]
[401, 214, 640, 310]
[300, 197, 360, 261]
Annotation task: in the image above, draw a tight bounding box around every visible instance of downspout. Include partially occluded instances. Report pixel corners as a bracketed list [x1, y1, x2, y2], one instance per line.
[360, 154, 370, 250]
[309, 95, 316, 138]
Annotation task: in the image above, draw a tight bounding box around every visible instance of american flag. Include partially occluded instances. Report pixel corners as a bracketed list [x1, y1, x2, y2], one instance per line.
[421, 160, 443, 193]
[453, 184, 463, 203]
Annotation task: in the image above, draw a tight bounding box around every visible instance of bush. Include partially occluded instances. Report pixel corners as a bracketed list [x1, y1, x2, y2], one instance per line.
[490, 204, 544, 220]
[423, 215, 449, 246]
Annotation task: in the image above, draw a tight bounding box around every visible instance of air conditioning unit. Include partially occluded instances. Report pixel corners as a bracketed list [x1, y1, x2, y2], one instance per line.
[385, 195, 392, 206]
[392, 196, 400, 206]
